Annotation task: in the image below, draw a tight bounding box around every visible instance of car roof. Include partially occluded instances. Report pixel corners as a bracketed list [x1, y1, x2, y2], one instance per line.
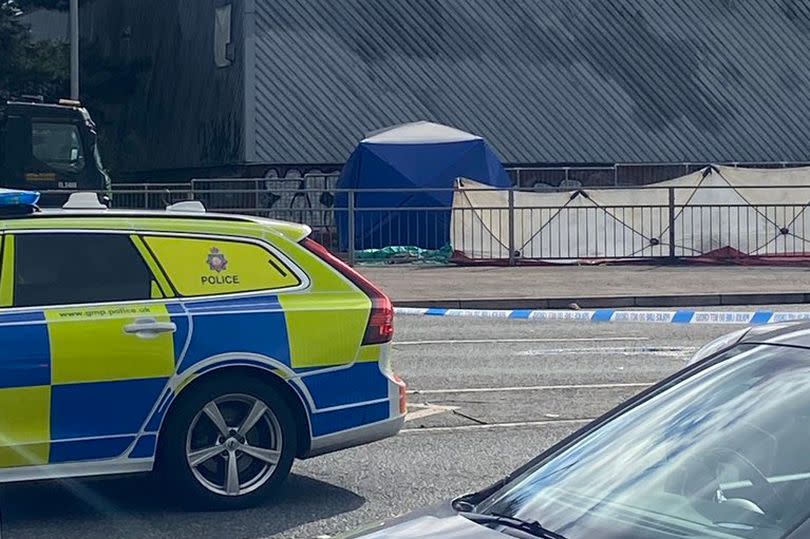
[740, 320, 810, 349]
[0, 208, 313, 243]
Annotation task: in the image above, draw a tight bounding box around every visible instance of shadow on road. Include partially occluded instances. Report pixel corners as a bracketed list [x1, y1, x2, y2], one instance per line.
[0, 472, 365, 539]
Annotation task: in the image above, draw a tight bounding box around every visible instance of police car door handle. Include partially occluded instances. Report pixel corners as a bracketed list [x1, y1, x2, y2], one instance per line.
[123, 318, 177, 338]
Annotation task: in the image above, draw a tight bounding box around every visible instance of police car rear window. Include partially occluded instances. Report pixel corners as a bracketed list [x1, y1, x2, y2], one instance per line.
[142, 235, 301, 297]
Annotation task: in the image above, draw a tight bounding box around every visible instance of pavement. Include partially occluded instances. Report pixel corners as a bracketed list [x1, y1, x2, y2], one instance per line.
[0, 315, 737, 539]
[359, 264, 810, 308]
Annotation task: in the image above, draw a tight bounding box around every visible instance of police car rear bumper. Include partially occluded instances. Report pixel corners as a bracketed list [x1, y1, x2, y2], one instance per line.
[304, 413, 406, 458]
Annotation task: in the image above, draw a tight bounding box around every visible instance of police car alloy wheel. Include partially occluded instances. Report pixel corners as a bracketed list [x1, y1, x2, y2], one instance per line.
[158, 375, 297, 509]
[187, 393, 284, 497]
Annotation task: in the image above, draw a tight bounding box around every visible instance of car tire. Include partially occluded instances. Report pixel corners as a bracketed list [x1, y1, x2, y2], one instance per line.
[157, 374, 297, 510]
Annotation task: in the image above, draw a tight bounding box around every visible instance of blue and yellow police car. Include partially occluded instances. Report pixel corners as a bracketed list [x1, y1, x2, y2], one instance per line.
[0, 189, 406, 509]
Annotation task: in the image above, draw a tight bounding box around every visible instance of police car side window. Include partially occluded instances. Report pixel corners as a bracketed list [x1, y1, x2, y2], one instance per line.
[143, 235, 301, 297]
[14, 233, 153, 308]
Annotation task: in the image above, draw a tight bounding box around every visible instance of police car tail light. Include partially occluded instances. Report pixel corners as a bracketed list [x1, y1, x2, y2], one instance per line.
[301, 238, 394, 345]
[364, 295, 394, 345]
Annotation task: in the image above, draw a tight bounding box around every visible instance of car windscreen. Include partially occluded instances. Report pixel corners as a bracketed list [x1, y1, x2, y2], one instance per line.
[477, 343, 810, 539]
[31, 121, 85, 173]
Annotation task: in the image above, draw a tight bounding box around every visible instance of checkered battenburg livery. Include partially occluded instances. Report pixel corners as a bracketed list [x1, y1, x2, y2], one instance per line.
[0, 216, 401, 473]
[0, 294, 394, 467]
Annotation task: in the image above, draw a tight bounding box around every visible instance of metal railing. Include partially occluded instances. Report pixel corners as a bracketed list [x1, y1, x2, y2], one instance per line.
[109, 183, 194, 209]
[83, 181, 342, 252]
[61, 182, 809, 265]
[450, 184, 810, 264]
[34, 180, 810, 265]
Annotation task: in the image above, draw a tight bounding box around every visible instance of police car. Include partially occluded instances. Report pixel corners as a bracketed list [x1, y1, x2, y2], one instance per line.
[0, 189, 406, 509]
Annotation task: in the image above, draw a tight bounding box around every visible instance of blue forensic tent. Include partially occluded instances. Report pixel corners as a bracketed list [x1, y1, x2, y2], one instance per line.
[337, 121, 511, 250]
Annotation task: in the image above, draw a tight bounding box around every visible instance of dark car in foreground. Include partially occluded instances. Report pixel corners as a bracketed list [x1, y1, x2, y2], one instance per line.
[342, 321, 810, 538]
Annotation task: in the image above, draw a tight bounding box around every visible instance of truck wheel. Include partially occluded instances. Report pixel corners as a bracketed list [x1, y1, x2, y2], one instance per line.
[158, 375, 297, 510]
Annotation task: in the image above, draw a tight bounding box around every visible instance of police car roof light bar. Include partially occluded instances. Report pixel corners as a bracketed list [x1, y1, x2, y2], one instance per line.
[0, 189, 41, 217]
[0, 189, 40, 207]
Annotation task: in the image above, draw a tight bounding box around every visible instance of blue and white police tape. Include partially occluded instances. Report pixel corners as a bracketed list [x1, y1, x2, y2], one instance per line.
[394, 307, 810, 325]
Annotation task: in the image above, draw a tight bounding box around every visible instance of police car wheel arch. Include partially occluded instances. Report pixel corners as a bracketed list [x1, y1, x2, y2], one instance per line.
[157, 373, 297, 508]
[161, 359, 314, 459]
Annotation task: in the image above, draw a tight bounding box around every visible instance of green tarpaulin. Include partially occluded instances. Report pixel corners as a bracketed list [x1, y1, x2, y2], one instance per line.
[355, 245, 452, 265]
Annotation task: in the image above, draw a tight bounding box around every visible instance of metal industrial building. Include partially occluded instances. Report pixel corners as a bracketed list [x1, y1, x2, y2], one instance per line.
[79, 0, 810, 184]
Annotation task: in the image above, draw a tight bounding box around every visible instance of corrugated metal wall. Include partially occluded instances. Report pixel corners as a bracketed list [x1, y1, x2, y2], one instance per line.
[251, 0, 810, 165]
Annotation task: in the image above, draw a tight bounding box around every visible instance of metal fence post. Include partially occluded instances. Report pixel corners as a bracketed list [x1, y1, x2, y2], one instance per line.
[348, 190, 356, 266]
[668, 187, 676, 261]
[508, 188, 516, 266]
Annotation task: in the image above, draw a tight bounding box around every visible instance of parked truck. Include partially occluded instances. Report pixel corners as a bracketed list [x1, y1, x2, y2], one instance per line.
[0, 96, 110, 205]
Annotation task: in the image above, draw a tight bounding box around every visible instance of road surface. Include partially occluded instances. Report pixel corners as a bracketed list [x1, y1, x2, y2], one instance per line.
[0, 316, 739, 539]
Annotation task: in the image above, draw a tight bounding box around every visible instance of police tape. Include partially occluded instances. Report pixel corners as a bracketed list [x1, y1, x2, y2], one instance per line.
[394, 307, 810, 325]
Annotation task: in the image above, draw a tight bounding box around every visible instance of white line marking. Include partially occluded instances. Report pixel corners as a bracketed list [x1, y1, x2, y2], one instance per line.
[402, 418, 595, 433]
[408, 382, 652, 395]
[394, 337, 649, 346]
[405, 403, 459, 422]
[515, 346, 696, 356]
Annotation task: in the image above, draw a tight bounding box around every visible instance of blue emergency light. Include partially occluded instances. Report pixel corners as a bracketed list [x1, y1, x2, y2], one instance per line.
[0, 189, 40, 208]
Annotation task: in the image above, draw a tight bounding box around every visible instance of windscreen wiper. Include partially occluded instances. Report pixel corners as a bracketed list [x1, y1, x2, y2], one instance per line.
[459, 511, 569, 539]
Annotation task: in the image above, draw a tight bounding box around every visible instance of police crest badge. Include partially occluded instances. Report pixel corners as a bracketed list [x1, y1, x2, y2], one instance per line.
[207, 247, 228, 272]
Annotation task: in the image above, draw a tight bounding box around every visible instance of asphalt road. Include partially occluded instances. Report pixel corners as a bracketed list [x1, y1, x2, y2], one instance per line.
[0, 316, 741, 539]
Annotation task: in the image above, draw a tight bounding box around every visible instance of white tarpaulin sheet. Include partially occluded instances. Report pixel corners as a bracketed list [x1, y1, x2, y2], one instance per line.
[451, 165, 810, 262]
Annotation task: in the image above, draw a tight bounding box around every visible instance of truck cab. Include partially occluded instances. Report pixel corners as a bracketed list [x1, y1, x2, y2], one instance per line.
[0, 97, 111, 206]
